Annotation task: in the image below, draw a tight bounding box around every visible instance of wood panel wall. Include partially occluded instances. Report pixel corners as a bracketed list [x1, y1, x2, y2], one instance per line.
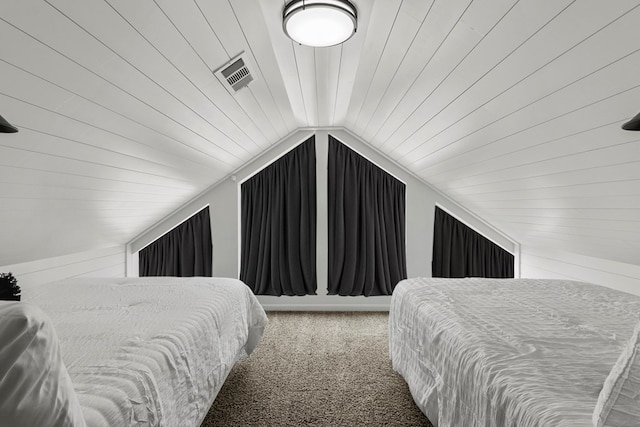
[521, 246, 640, 295]
[0, 246, 125, 296]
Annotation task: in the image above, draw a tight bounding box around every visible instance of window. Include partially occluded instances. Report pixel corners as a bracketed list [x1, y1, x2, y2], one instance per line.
[327, 136, 407, 296]
[432, 206, 513, 278]
[240, 137, 317, 296]
[139, 207, 212, 277]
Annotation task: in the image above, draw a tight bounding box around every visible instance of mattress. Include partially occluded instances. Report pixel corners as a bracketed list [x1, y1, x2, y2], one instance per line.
[26, 277, 267, 427]
[389, 278, 640, 427]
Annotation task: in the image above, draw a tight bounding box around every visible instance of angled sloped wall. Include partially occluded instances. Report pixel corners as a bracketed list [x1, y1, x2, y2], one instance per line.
[521, 247, 640, 295]
[128, 129, 516, 310]
[0, 246, 125, 297]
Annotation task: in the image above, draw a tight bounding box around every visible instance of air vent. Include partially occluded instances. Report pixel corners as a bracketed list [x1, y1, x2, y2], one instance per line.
[214, 52, 255, 94]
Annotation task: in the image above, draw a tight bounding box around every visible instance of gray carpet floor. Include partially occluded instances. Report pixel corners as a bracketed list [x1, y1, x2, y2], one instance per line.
[201, 311, 433, 426]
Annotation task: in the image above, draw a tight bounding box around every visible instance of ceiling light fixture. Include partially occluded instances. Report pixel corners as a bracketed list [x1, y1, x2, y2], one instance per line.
[622, 112, 640, 131]
[283, 0, 357, 48]
[0, 114, 18, 133]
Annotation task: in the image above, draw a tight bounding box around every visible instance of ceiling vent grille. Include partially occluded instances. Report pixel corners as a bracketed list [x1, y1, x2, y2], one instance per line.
[214, 52, 255, 94]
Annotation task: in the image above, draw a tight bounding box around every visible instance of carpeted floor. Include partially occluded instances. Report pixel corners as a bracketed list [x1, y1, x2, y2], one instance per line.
[201, 311, 433, 427]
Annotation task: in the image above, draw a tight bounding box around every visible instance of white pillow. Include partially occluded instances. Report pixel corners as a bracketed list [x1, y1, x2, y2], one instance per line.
[593, 321, 640, 427]
[0, 301, 86, 427]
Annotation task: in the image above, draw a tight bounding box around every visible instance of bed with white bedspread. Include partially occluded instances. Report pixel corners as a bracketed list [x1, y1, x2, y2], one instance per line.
[389, 277, 640, 427]
[0, 277, 267, 427]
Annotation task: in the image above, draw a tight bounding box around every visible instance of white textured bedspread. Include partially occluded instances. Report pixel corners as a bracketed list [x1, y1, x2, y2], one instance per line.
[389, 278, 640, 427]
[28, 277, 267, 427]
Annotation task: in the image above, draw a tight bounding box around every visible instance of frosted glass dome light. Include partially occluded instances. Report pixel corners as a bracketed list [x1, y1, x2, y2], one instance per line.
[283, 0, 357, 48]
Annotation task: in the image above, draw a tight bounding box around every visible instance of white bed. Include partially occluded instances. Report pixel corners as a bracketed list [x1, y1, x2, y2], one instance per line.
[0, 277, 267, 427]
[389, 277, 640, 427]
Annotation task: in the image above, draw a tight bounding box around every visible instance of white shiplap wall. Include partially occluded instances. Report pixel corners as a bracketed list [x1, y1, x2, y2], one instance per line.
[0, 246, 124, 296]
[521, 246, 640, 296]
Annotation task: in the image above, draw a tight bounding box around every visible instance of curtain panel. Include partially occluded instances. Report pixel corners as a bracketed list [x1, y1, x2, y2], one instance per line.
[139, 207, 212, 277]
[327, 136, 407, 296]
[240, 137, 317, 296]
[432, 206, 514, 278]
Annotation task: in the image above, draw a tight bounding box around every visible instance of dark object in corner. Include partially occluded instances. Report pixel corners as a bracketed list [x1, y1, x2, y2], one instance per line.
[622, 112, 640, 131]
[0, 272, 21, 301]
[0, 114, 18, 133]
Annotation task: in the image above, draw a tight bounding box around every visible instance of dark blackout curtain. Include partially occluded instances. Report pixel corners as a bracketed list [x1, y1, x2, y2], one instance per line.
[432, 206, 514, 278]
[139, 207, 212, 277]
[328, 136, 407, 296]
[240, 137, 317, 296]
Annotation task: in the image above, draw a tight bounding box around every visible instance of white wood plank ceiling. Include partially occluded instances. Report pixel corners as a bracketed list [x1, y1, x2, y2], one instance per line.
[1, 0, 639, 267]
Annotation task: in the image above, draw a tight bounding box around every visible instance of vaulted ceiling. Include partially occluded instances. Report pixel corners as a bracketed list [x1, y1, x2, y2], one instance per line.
[1, 0, 639, 266]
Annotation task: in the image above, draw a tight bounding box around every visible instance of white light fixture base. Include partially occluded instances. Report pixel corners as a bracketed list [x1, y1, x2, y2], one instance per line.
[283, 0, 357, 48]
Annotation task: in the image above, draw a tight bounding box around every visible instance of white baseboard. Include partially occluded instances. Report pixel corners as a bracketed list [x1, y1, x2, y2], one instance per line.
[259, 303, 389, 312]
[256, 294, 392, 312]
